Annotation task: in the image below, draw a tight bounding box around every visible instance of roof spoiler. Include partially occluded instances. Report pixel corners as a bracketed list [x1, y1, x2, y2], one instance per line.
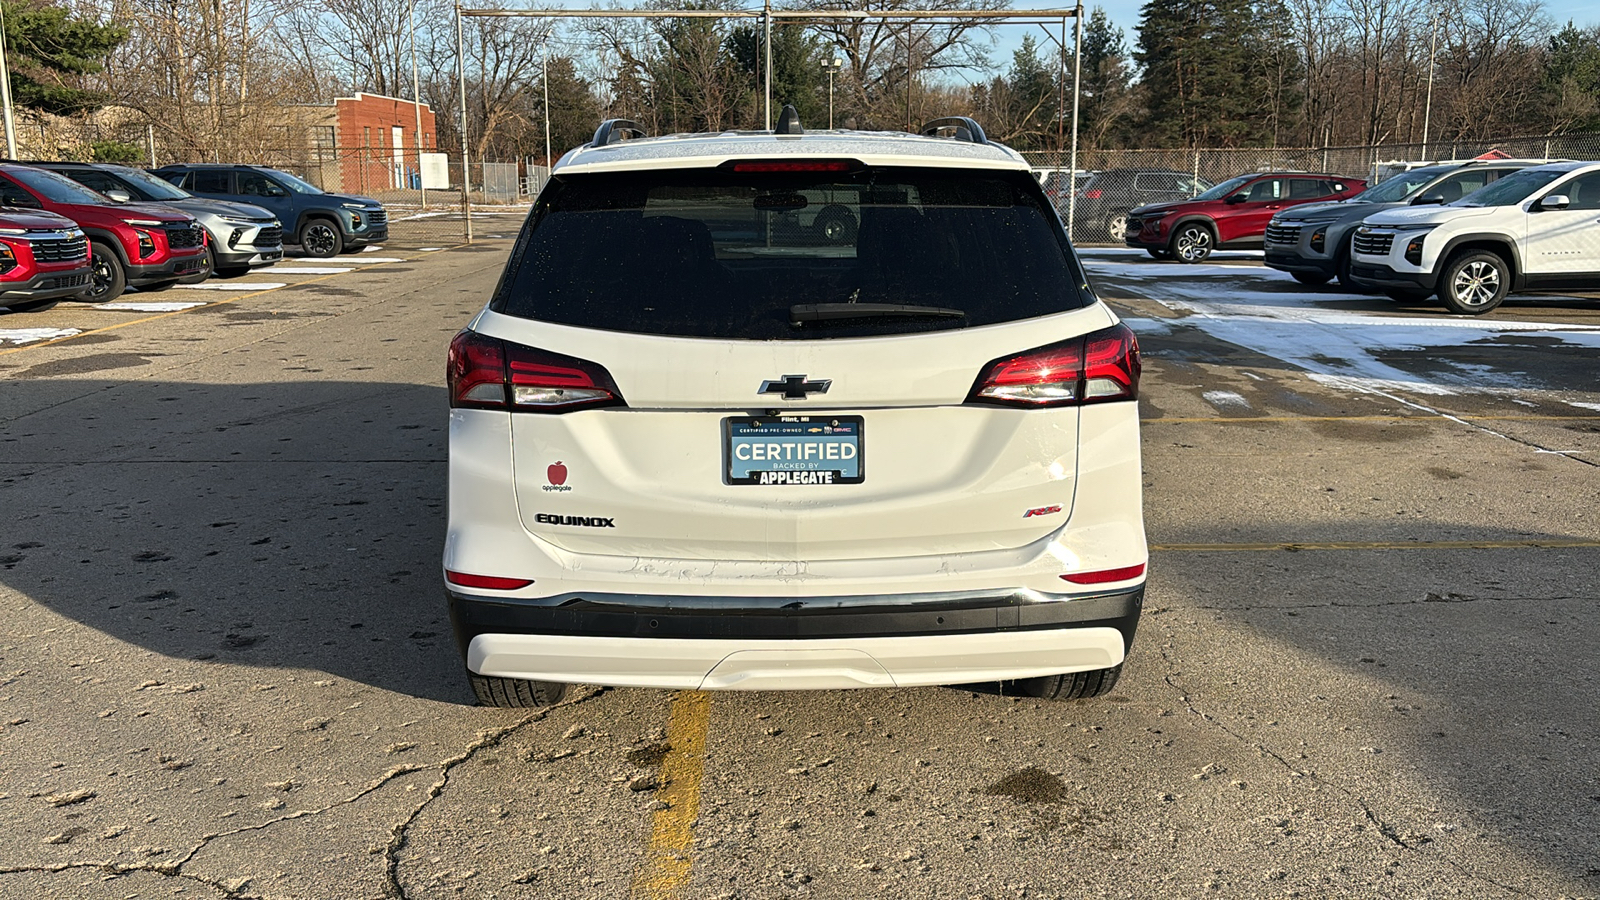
[590, 119, 648, 147]
[919, 117, 988, 145]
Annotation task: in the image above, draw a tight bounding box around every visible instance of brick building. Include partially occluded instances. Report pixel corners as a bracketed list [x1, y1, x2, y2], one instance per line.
[301, 92, 437, 195]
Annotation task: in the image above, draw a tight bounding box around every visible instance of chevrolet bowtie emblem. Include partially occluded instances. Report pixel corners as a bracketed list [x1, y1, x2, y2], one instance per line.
[759, 374, 831, 400]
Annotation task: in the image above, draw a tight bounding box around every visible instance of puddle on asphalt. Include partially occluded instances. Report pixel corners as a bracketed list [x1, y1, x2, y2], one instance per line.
[20, 352, 156, 377]
[979, 766, 1068, 804]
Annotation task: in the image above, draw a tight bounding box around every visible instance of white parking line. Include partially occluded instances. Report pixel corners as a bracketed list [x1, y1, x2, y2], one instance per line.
[0, 327, 81, 345]
[94, 302, 209, 312]
[344, 257, 405, 264]
[182, 282, 289, 291]
[362, 246, 384, 251]
[269, 267, 355, 275]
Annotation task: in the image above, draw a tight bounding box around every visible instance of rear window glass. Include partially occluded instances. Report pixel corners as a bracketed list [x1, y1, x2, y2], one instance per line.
[492, 166, 1092, 340]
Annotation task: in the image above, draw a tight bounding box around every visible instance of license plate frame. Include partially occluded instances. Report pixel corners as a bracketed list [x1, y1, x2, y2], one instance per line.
[722, 416, 864, 486]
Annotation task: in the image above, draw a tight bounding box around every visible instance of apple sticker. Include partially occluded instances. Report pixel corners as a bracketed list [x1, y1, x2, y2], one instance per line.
[548, 461, 568, 486]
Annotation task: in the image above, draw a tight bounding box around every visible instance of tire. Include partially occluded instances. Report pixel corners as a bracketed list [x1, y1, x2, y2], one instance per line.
[140, 279, 179, 293]
[1106, 213, 1129, 243]
[1292, 271, 1331, 286]
[1147, 248, 1172, 260]
[1011, 664, 1123, 701]
[469, 672, 568, 708]
[812, 204, 858, 244]
[298, 219, 343, 258]
[1383, 287, 1431, 304]
[79, 240, 127, 303]
[1169, 223, 1214, 263]
[2, 298, 59, 313]
[1334, 238, 1359, 290]
[178, 246, 214, 285]
[1437, 250, 1510, 315]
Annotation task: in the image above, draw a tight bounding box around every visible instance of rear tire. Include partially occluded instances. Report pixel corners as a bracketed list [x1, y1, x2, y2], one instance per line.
[469, 672, 568, 708]
[3, 298, 59, 313]
[1010, 664, 1123, 701]
[1292, 271, 1331, 286]
[1438, 250, 1510, 315]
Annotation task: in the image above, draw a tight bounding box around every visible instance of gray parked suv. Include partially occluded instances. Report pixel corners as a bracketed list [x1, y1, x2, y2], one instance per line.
[1264, 160, 1539, 288]
[33, 162, 283, 280]
[155, 164, 387, 258]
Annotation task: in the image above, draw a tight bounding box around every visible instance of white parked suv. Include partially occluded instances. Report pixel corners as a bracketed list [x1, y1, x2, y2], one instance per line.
[1349, 160, 1600, 314]
[444, 111, 1147, 707]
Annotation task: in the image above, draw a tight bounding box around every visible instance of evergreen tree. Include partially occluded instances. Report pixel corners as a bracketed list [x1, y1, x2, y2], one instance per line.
[727, 24, 828, 129]
[537, 56, 602, 163]
[1541, 22, 1600, 131]
[1135, 0, 1301, 147]
[2, 0, 127, 114]
[1078, 6, 1137, 149]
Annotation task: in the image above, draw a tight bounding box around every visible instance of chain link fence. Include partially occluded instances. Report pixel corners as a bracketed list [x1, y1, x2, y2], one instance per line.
[1025, 131, 1600, 245]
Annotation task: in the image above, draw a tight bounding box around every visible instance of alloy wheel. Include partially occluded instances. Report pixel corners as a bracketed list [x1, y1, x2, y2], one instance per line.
[1450, 260, 1501, 309]
[1173, 225, 1212, 263]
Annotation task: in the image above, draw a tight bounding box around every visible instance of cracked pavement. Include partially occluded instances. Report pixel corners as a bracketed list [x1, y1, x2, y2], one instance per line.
[2, 243, 1598, 898]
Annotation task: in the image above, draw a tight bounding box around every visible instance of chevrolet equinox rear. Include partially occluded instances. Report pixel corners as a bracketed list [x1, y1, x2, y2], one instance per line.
[445, 113, 1147, 707]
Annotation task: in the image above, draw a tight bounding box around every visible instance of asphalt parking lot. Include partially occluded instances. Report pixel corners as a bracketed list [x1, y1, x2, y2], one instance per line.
[1, 242, 1597, 900]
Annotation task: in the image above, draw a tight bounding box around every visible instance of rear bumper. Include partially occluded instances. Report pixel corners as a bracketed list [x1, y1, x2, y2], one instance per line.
[452, 584, 1142, 690]
[0, 265, 93, 301]
[1349, 261, 1437, 293]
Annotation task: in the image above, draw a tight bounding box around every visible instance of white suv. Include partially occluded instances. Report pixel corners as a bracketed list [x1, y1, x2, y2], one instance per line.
[1349, 161, 1600, 314]
[444, 112, 1147, 707]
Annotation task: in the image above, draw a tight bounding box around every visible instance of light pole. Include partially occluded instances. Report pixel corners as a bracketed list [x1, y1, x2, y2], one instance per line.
[0, 2, 17, 159]
[1421, 7, 1440, 161]
[822, 57, 842, 129]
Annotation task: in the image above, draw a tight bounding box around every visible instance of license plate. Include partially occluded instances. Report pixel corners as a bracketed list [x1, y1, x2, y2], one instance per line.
[723, 416, 863, 486]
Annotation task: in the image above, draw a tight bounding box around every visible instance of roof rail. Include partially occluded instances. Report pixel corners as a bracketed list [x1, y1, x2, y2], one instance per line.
[591, 119, 648, 147]
[919, 117, 988, 145]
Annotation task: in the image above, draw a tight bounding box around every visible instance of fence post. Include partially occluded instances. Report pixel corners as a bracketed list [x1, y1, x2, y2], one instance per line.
[1192, 149, 1200, 193]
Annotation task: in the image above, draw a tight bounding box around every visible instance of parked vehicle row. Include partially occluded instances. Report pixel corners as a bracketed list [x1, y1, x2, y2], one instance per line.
[1124, 172, 1365, 262]
[1266, 158, 1600, 314]
[0, 161, 387, 314]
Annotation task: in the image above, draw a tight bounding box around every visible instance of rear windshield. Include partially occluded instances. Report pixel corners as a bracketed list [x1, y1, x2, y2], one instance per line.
[492, 165, 1093, 340]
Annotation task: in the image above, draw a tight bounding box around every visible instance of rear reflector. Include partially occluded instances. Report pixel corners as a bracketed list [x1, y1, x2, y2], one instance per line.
[1061, 563, 1146, 585]
[446, 570, 534, 591]
[968, 322, 1141, 408]
[448, 330, 625, 413]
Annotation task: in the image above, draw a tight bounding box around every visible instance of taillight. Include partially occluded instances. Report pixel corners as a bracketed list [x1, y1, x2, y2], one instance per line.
[1083, 189, 1102, 199]
[447, 331, 625, 413]
[727, 160, 858, 173]
[968, 323, 1140, 408]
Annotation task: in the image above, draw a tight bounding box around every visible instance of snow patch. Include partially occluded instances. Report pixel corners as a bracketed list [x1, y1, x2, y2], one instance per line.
[417, 247, 443, 252]
[1203, 390, 1252, 409]
[1569, 402, 1600, 412]
[361, 246, 385, 251]
[93, 301, 208, 312]
[0, 327, 80, 345]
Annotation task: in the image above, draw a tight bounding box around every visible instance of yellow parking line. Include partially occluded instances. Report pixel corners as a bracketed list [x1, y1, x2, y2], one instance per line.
[1152, 539, 1600, 551]
[632, 690, 712, 900]
[0, 245, 461, 357]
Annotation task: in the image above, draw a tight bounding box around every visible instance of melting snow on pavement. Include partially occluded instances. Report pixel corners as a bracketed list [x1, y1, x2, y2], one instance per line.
[94, 301, 208, 312]
[0, 327, 80, 345]
[1089, 255, 1600, 397]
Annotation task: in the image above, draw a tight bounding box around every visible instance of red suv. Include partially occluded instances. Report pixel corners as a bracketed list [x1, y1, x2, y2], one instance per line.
[0, 210, 93, 313]
[1124, 172, 1365, 263]
[0, 163, 207, 302]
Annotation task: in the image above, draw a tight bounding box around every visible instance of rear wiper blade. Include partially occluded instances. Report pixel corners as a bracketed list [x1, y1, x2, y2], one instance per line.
[790, 303, 967, 324]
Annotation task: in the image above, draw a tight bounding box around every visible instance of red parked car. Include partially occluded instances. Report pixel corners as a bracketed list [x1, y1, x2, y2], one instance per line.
[0, 210, 92, 313]
[0, 163, 207, 302]
[1124, 172, 1366, 263]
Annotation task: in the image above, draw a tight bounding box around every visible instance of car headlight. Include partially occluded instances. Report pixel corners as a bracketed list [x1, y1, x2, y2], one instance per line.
[1310, 227, 1327, 252]
[341, 202, 366, 210]
[136, 230, 156, 258]
[122, 217, 164, 227]
[1403, 231, 1434, 266]
[0, 242, 16, 274]
[0, 227, 26, 236]
[219, 216, 260, 226]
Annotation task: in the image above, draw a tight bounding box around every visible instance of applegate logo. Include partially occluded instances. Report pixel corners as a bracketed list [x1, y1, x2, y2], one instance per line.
[542, 460, 572, 492]
[535, 513, 615, 528]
